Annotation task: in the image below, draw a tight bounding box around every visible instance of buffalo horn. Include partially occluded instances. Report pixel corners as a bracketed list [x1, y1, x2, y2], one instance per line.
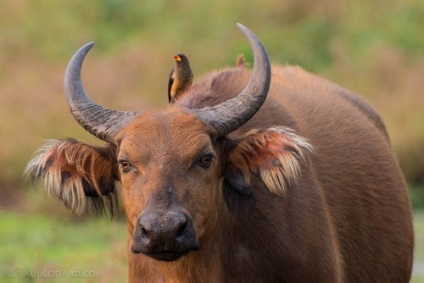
[64, 42, 139, 142]
[191, 23, 271, 136]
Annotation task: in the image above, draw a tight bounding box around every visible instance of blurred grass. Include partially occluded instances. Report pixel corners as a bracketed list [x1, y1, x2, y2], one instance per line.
[0, 211, 127, 283]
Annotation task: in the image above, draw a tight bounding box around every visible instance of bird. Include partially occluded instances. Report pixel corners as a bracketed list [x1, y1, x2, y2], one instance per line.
[235, 54, 248, 67]
[168, 54, 193, 104]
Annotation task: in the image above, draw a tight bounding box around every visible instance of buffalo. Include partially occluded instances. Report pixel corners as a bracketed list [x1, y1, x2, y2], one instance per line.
[26, 24, 413, 282]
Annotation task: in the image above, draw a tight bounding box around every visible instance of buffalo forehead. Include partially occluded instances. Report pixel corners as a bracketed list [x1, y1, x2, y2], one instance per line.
[117, 110, 215, 162]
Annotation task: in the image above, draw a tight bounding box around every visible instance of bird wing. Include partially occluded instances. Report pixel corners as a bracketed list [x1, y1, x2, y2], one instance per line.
[168, 69, 175, 103]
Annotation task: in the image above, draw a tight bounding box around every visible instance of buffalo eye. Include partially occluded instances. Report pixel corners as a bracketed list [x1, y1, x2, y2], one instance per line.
[118, 159, 133, 173]
[197, 154, 214, 169]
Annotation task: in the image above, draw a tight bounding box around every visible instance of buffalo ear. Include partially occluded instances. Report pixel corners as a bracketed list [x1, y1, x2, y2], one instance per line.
[225, 126, 314, 197]
[25, 139, 119, 216]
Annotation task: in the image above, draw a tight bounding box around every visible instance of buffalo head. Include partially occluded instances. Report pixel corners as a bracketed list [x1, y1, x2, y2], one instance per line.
[26, 24, 311, 261]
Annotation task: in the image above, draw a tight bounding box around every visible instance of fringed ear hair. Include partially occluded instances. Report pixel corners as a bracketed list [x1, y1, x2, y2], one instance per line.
[24, 139, 119, 216]
[227, 127, 315, 196]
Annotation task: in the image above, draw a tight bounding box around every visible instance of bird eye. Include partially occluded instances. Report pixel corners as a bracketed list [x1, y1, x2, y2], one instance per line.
[197, 154, 214, 169]
[119, 159, 132, 173]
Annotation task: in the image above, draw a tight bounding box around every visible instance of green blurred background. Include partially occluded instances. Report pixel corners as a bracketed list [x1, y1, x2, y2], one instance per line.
[1, 0, 423, 282]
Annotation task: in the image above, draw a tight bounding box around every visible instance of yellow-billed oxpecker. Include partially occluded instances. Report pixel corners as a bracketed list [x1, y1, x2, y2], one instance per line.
[168, 54, 193, 103]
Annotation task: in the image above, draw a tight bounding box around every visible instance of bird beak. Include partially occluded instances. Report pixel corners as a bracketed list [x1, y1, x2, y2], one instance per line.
[174, 55, 182, 62]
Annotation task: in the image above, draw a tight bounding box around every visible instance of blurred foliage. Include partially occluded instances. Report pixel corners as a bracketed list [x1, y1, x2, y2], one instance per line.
[413, 211, 424, 282]
[410, 185, 424, 209]
[0, 0, 423, 186]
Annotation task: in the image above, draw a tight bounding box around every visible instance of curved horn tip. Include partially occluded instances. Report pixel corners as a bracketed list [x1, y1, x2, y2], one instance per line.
[236, 23, 249, 33]
[191, 23, 271, 137]
[236, 23, 258, 40]
[236, 23, 270, 64]
[66, 42, 96, 69]
[81, 41, 96, 51]
[65, 42, 96, 81]
[64, 40, 139, 142]
[72, 42, 96, 60]
[236, 23, 271, 88]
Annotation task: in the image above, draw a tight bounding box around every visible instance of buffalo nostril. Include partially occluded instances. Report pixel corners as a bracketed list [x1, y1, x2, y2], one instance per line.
[175, 221, 187, 239]
[140, 227, 149, 239]
[138, 217, 153, 242]
[172, 213, 188, 237]
[141, 225, 148, 234]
